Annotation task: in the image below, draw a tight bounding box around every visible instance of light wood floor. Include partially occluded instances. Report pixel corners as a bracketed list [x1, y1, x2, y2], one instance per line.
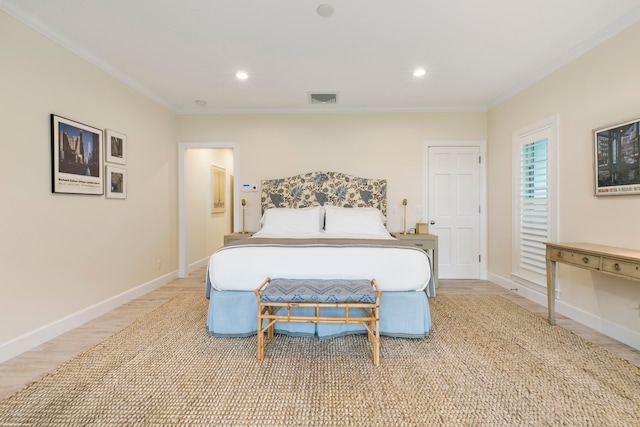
[1, 268, 639, 400]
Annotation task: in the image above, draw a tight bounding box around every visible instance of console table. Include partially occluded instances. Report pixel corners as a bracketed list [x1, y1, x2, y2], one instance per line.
[545, 242, 640, 325]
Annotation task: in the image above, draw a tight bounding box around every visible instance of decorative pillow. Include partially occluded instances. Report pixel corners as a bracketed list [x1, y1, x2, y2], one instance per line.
[260, 207, 323, 234]
[324, 206, 388, 236]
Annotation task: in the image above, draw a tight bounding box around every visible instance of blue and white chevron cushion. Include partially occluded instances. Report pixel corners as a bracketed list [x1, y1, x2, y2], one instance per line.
[260, 278, 377, 303]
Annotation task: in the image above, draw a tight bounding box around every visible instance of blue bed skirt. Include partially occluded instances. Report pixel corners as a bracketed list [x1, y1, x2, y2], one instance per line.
[206, 288, 431, 339]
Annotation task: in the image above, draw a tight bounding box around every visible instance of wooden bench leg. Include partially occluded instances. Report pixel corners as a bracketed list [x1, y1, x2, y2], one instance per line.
[255, 277, 271, 362]
[367, 308, 375, 343]
[257, 308, 264, 361]
[373, 307, 380, 366]
[373, 337, 379, 366]
[257, 332, 264, 361]
[267, 307, 275, 340]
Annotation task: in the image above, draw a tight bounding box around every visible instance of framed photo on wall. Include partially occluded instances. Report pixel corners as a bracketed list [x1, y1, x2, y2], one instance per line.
[105, 129, 127, 165]
[51, 114, 104, 195]
[105, 165, 127, 199]
[212, 165, 225, 213]
[594, 118, 640, 196]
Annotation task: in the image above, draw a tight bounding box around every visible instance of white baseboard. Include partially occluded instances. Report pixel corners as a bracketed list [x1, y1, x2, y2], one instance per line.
[0, 270, 179, 364]
[488, 272, 640, 351]
[488, 273, 549, 307]
[188, 257, 209, 274]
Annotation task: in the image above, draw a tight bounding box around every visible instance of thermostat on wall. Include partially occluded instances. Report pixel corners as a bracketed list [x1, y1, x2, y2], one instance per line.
[242, 183, 251, 192]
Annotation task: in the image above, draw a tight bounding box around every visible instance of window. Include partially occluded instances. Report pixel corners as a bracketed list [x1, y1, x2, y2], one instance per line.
[512, 116, 558, 287]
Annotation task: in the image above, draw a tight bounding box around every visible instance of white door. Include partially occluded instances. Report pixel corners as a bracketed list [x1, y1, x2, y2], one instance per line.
[428, 146, 481, 279]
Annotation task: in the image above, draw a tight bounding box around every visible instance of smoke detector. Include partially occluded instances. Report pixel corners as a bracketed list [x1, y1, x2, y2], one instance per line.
[316, 4, 334, 17]
[308, 92, 339, 104]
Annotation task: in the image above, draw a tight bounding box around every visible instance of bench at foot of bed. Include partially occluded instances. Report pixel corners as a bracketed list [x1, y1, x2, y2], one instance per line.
[206, 287, 431, 339]
[255, 278, 382, 366]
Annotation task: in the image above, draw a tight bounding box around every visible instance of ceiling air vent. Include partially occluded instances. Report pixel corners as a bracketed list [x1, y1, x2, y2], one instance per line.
[308, 92, 339, 104]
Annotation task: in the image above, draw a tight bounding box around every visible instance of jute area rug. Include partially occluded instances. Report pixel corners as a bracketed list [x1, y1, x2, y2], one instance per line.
[1, 295, 638, 426]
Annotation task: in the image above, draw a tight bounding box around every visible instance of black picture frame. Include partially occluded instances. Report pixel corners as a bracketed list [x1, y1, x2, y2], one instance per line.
[594, 118, 640, 196]
[51, 114, 104, 195]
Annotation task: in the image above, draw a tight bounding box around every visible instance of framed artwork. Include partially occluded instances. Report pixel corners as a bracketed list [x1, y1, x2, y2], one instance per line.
[105, 129, 127, 164]
[105, 165, 127, 199]
[212, 165, 225, 213]
[594, 118, 640, 196]
[51, 114, 103, 195]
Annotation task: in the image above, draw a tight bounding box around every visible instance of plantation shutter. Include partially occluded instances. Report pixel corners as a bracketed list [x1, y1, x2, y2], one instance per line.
[512, 115, 557, 289]
[517, 138, 548, 277]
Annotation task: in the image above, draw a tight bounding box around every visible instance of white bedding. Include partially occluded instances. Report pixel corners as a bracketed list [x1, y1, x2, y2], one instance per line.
[251, 230, 395, 239]
[207, 232, 432, 293]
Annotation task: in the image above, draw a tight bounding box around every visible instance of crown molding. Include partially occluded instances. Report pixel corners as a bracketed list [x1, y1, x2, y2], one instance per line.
[5, 0, 639, 115]
[0, 0, 488, 115]
[176, 105, 488, 115]
[488, 5, 640, 109]
[0, 0, 174, 111]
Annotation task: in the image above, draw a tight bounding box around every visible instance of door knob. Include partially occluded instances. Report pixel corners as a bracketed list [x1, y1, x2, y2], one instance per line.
[430, 220, 436, 225]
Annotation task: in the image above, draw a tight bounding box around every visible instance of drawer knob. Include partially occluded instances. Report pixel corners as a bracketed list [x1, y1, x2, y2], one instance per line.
[557, 251, 562, 257]
[582, 257, 589, 264]
[415, 243, 424, 247]
[614, 263, 621, 271]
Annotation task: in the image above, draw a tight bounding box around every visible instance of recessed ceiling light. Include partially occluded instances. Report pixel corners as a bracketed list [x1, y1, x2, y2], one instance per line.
[236, 71, 248, 80]
[413, 68, 427, 77]
[317, 4, 334, 17]
[194, 100, 207, 107]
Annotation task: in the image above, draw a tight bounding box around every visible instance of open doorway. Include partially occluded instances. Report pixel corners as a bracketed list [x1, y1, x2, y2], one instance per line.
[178, 142, 239, 278]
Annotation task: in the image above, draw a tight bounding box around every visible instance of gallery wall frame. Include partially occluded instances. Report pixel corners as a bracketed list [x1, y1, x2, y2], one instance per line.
[594, 117, 640, 196]
[105, 129, 127, 165]
[105, 165, 127, 199]
[212, 165, 226, 213]
[51, 114, 104, 195]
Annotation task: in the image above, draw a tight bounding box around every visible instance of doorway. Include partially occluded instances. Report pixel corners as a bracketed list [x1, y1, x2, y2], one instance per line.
[424, 141, 487, 280]
[178, 142, 239, 278]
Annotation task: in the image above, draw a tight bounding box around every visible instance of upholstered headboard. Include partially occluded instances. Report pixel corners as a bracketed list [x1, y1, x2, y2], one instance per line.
[261, 171, 387, 216]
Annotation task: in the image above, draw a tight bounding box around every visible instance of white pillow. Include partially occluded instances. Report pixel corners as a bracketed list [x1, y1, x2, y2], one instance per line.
[260, 207, 323, 234]
[324, 206, 389, 236]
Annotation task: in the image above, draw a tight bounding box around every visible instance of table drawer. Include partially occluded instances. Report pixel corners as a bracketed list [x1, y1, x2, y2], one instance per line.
[601, 258, 640, 280]
[550, 249, 600, 270]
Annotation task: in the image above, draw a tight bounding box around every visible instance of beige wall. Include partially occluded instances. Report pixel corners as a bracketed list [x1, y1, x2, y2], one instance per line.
[488, 21, 640, 336]
[0, 11, 178, 345]
[177, 112, 488, 232]
[186, 149, 234, 266]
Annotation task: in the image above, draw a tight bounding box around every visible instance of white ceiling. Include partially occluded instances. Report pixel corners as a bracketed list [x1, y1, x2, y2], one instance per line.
[4, 0, 640, 114]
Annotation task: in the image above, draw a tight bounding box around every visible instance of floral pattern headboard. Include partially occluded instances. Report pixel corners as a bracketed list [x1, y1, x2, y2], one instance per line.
[261, 171, 387, 217]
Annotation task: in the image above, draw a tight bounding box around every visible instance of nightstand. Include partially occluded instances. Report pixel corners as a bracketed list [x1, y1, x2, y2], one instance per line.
[392, 233, 439, 288]
[223, 232, 254, 245]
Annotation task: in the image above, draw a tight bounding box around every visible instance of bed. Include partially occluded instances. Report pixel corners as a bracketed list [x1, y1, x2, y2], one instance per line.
[205, 171, 433, 339]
